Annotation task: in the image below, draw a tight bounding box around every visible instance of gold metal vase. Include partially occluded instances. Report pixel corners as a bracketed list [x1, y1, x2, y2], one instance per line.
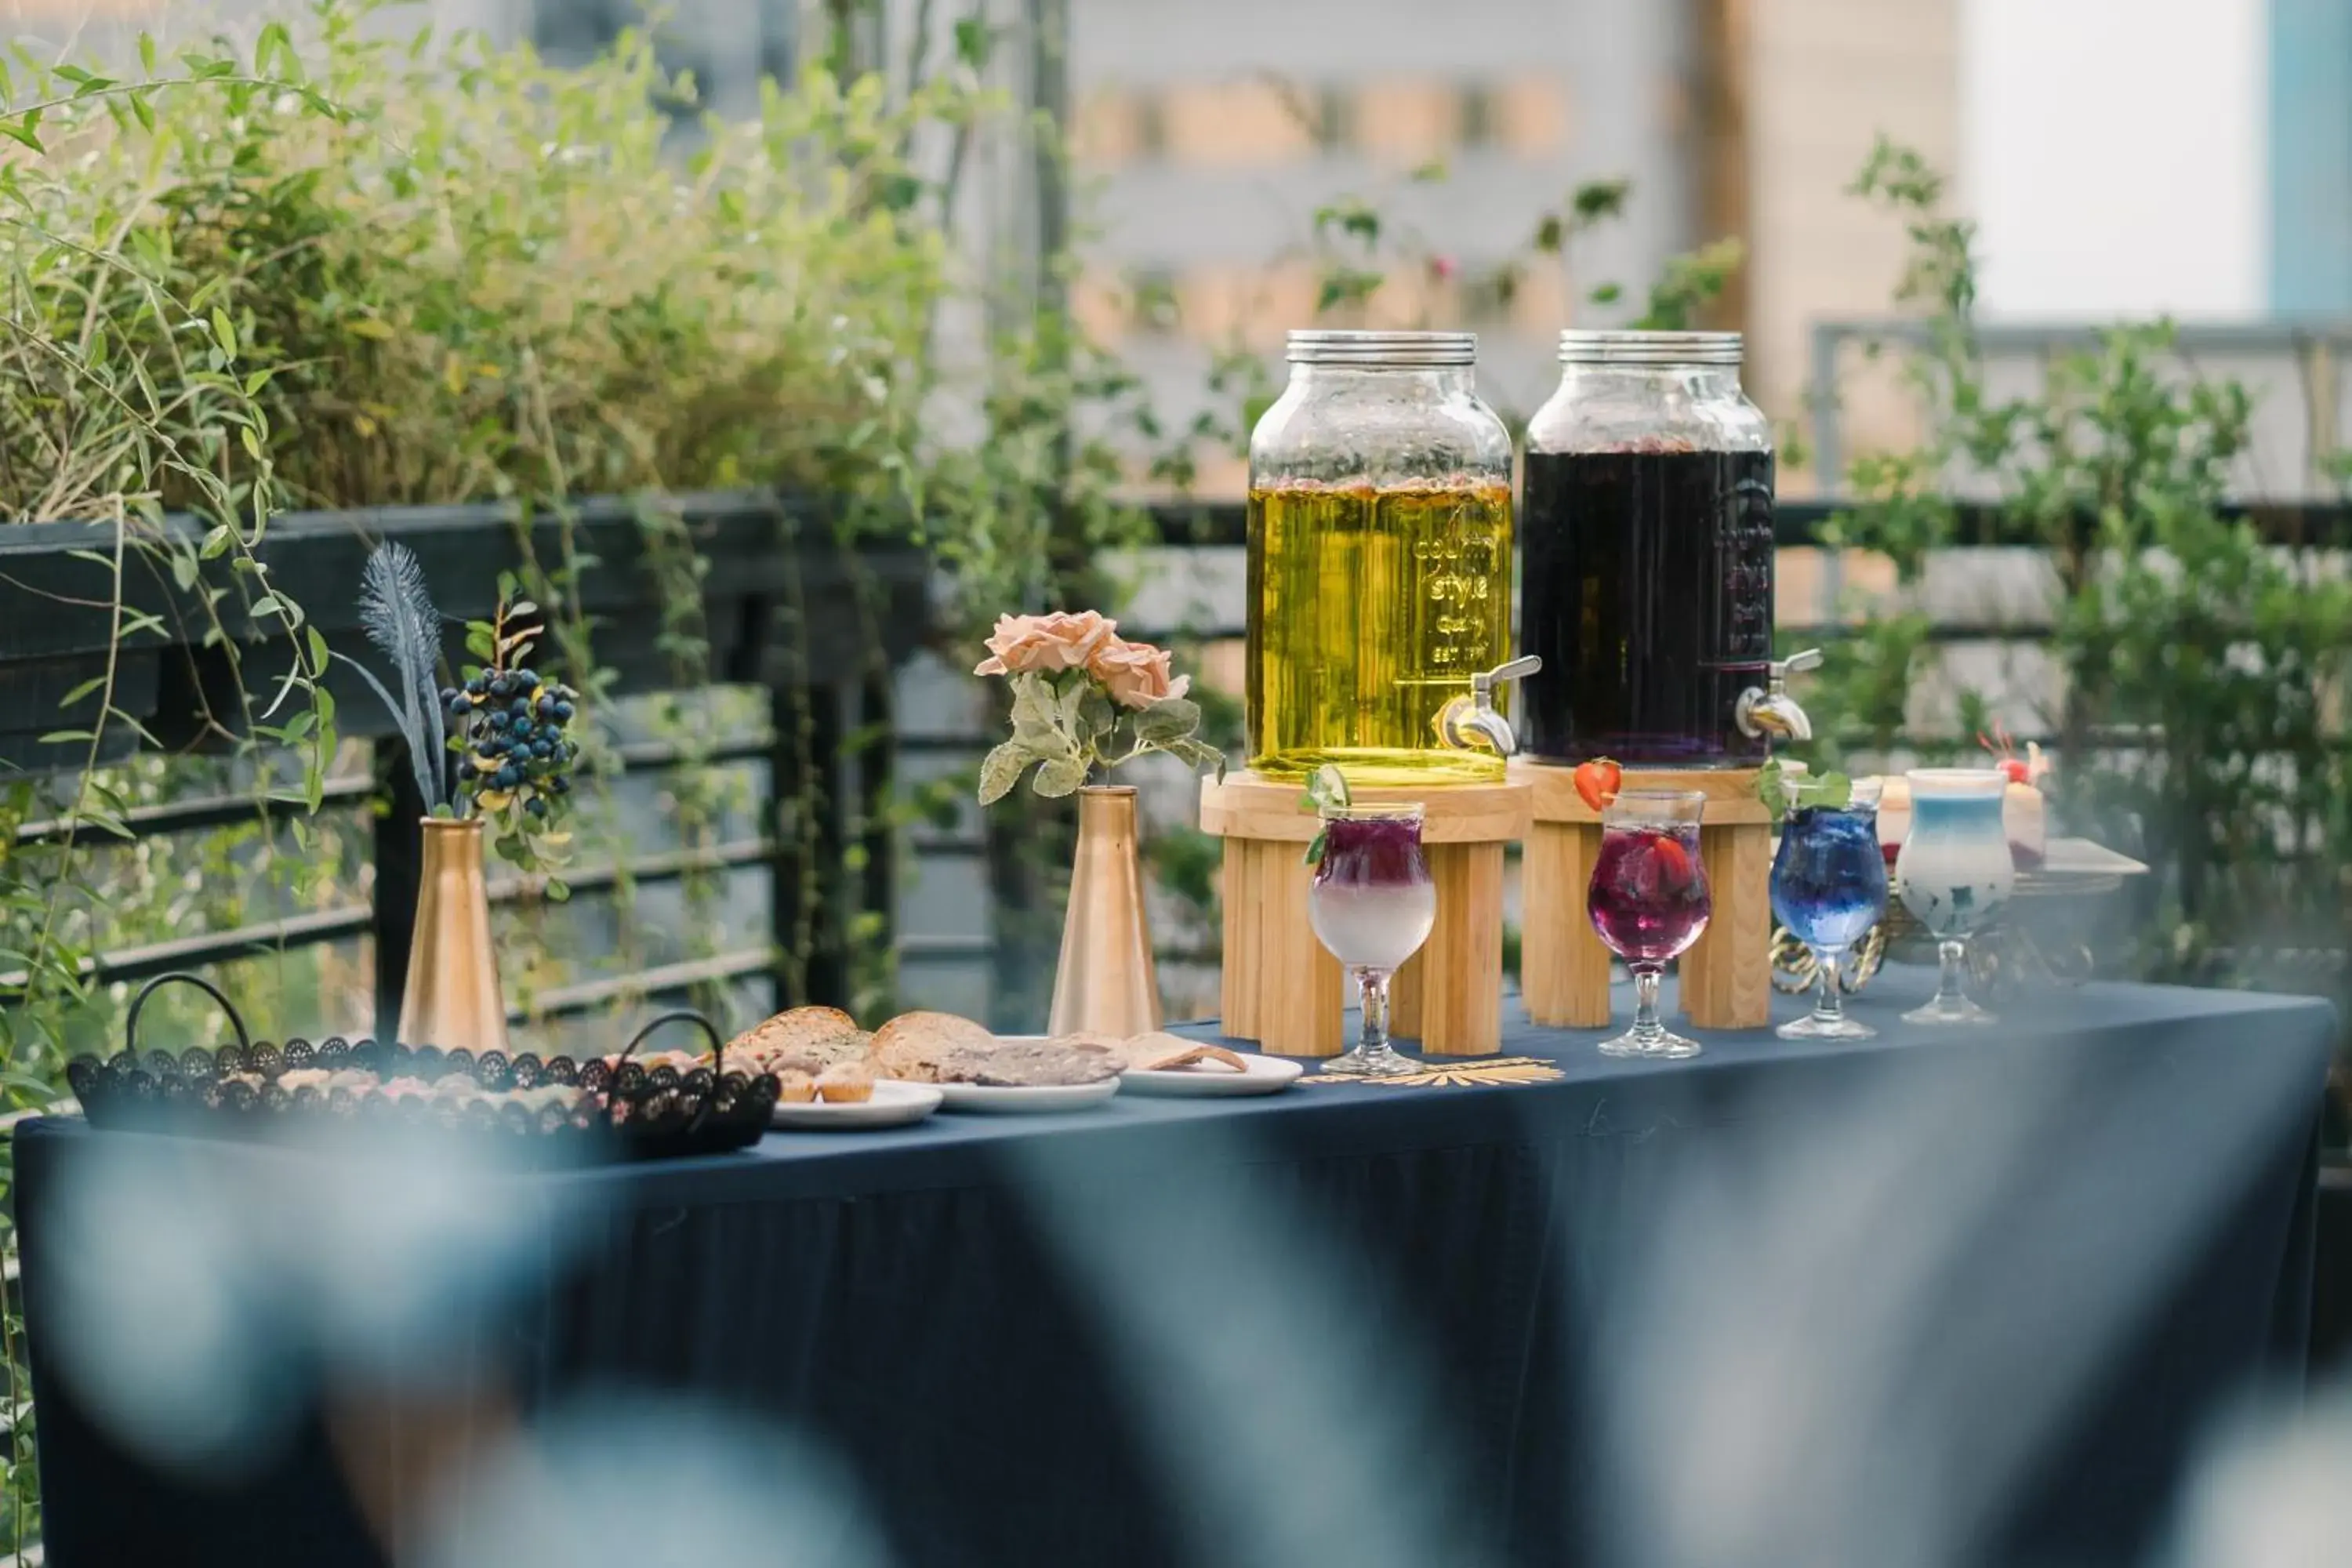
[1047, 786, 1163, 1038]
[397, 818, 510, 1054]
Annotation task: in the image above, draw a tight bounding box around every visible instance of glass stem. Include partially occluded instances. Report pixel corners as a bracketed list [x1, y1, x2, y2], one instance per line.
[1935, 938, 1968, 1011]
[1631, 966, 1664, 1040]
[1357, 967, 1392, 1054]
[1813, 950, 1846, 1025]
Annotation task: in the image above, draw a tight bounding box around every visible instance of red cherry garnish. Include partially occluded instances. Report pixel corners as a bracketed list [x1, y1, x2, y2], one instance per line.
[1995, 758, 2030, 785]
[1573, 757, 1622, 812]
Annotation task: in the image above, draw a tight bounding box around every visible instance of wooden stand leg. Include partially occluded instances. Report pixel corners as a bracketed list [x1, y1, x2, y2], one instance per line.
[1392, 952, 1423, 1041]
[1680, 820, 1773, 1029]
[1416, 842, 1505, 1054]
[1524, 821, 1613, 1028]
[1221, 837, 1342, 1056]
[1219, 839, 1258, 1041]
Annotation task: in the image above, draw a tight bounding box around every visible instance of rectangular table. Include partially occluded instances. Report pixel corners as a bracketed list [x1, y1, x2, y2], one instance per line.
[14, 968, 2336, 1567]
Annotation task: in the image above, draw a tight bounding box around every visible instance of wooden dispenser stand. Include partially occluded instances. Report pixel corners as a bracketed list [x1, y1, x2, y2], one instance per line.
[1199, 772, 1532, 1058]
[1517, 763, 1773, 1031]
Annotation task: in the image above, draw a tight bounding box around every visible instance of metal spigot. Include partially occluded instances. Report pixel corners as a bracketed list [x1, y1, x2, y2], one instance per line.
[1735, 648, 1824, 743]
[1436, 655, 1543, 757]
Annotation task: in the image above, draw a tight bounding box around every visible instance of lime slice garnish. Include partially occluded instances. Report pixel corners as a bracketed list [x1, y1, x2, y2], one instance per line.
[1299, 764, 1352, 815]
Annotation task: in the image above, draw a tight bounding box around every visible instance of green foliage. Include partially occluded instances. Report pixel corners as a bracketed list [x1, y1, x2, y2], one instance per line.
[1804, 136, 2352, 993]
[975, 666, 1222, 804]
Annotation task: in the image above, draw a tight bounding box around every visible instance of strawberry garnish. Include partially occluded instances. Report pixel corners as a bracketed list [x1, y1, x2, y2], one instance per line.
[1980, 724, 2033, 784]
[1573, 757, 1622, 812]
[1651, 834, 1693, 886]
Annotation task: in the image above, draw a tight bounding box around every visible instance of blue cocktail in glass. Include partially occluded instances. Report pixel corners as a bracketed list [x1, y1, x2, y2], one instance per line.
[1769, 779, 1889, 1040]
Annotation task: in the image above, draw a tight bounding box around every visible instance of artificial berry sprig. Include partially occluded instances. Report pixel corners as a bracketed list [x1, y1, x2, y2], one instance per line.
[437, 588, 581, 891]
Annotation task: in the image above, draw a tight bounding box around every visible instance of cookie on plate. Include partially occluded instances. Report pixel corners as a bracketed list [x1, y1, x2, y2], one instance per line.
[1118, 1032, 1247, 1073]
[873, 1011, 994, 1083]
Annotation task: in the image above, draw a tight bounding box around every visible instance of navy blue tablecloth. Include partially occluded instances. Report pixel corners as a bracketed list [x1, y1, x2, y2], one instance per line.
[13, 969, 2336, 1567]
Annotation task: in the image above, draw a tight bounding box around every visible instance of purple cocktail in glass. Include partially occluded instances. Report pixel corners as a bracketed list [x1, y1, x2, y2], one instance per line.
[1308, 804, 1436, 1078]
[1588, 789, 1711, 1058]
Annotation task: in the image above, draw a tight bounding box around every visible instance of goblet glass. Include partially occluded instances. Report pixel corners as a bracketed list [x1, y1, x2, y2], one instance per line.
[1588, 790, 1711, 1058]
[1308, 804, 1436, 1078]
[1770, 779, 1889, 1040]
[1895, 769, 2015, 1025]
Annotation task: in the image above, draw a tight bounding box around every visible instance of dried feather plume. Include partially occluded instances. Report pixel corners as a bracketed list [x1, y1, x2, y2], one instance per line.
[341, 542, 448, 810]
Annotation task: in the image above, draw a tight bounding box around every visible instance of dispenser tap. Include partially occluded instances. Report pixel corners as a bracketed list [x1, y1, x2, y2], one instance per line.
[1735, 648, 1823, 744]
[1436, 655, 1543, 757]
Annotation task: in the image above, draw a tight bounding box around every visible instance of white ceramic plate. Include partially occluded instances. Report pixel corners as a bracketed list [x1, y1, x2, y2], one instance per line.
[1120, 1052, 1303, 1098]
[930, 1076, 1121, 1114]
[770, 1079, 943, 1131]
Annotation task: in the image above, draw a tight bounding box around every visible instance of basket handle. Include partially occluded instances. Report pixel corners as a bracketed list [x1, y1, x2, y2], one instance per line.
[125, 972, 252, 1058]
[610, 1011, 728, 1131]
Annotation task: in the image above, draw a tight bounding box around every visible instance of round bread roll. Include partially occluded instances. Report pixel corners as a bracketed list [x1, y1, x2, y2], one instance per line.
[728, 1005, 867, 1074]
[872, 1011, 993, 1083]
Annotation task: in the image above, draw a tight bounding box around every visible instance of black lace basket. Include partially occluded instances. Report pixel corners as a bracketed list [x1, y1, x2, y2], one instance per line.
[63, 974, 780, 1163]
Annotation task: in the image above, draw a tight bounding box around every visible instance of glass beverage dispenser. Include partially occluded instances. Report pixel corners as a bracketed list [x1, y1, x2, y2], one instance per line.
[1519, 330, 1808, 768]
[1247, 330, 1530, 786]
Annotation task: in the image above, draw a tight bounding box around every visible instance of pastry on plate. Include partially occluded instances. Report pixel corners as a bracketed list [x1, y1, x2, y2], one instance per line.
[873, 1011, 995, 1083]
[816, 1062, 875, 1104]
[774, 1069, 817, 1105]
[1117, 1032, 1247, 1073]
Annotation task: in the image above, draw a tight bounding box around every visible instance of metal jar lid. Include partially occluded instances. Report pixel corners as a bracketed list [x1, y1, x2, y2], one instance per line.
[1557, 329, 1743, 367]
[1287, 329, 1477, 368]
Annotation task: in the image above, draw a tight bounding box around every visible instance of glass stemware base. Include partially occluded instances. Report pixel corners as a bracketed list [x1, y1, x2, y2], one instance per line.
[1904, 937, 1998, 1026]
[1903, 992, 1995, 1026]
[1597, 1021, 1702, 1060]
[1777, 949, 1877, 1041]
[1599, 969, 1701, 1058]
[1320, 1038, 1424, 1078]
[1780, 1007, 1877, 1041]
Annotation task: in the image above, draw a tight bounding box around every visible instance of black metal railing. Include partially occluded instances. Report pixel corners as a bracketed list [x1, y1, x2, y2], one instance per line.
[0, 492, 928, 1038]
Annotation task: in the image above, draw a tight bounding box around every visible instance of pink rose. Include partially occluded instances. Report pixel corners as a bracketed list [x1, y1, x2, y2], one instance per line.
[974, 610, 1119, 677]
[1090, 637, 1190, 710]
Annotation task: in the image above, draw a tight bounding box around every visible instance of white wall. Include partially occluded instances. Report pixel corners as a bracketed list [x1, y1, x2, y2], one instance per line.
[1960, 0, 2267, 318]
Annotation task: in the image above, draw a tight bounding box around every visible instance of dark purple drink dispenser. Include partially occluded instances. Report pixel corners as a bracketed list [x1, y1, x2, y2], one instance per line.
[1519, 331, 1810, 767]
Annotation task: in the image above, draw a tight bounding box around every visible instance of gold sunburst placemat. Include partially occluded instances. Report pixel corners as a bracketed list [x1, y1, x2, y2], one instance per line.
[1297, 1055, 1564, 1088]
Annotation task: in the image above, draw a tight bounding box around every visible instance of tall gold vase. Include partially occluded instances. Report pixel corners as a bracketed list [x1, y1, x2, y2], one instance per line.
[397, 818, 510, 1054]
[1047, 786, 1163, 1039]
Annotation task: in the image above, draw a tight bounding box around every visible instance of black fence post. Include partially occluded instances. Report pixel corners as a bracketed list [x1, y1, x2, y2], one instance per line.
[372, 739, 427, 1041]
[857, 667, 896, 1006]
[768, 680, 851, 1012]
